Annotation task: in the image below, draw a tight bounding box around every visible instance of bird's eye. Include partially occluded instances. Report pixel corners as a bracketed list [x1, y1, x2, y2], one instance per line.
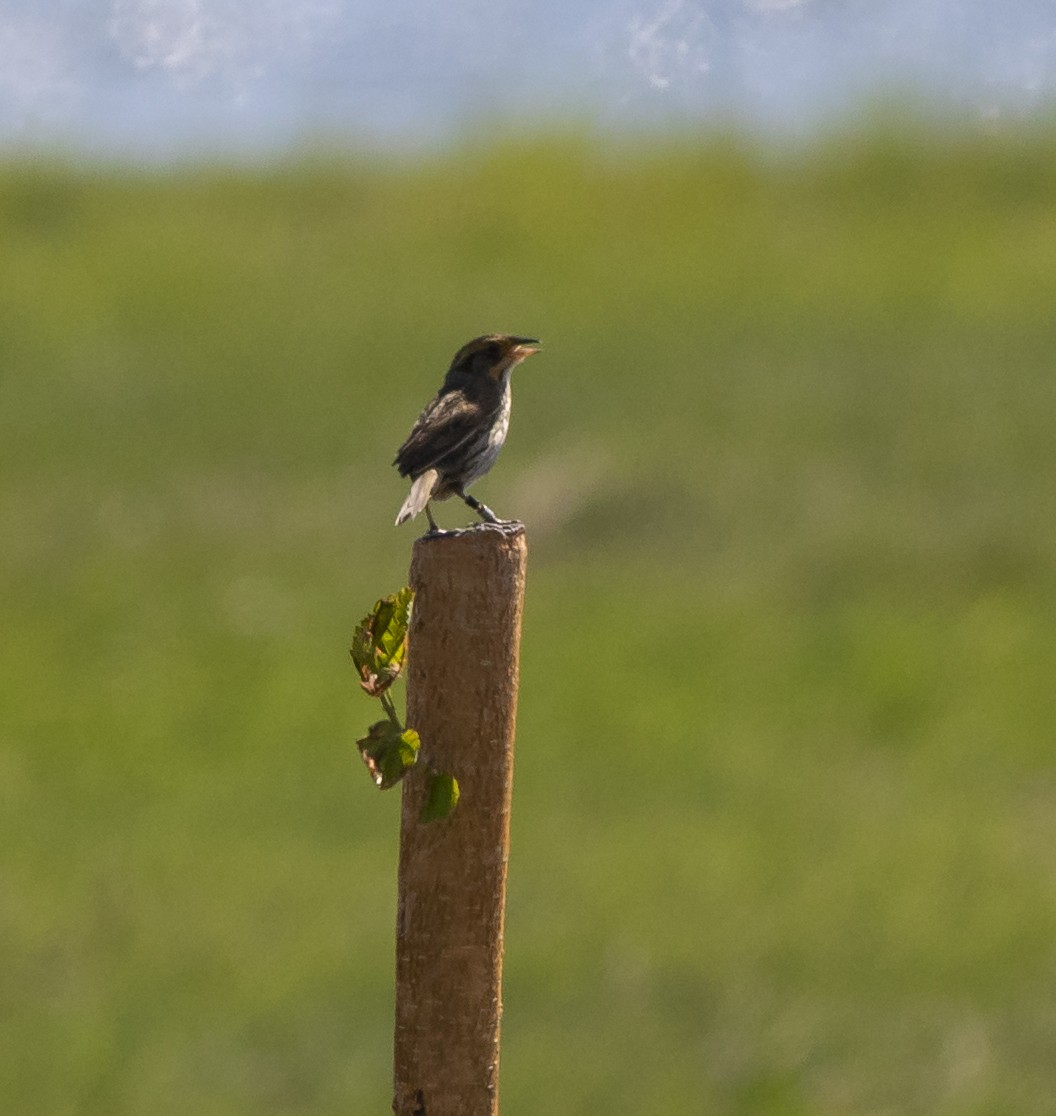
[471, 344, 501, 373]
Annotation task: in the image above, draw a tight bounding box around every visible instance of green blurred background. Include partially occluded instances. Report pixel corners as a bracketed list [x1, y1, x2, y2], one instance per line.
[3, 127, 1056, 1114]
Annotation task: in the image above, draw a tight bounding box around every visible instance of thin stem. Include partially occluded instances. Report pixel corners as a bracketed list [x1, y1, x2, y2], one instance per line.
[380, 690, 403, 731]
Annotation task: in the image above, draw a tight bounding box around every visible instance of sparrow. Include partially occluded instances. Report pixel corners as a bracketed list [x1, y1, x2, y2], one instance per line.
[394, 334, 541, 532]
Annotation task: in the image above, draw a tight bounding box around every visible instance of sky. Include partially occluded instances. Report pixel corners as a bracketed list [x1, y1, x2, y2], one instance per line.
[2, 0, 1056, 158]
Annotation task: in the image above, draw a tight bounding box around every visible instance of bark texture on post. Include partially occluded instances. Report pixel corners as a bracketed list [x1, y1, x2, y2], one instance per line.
[393, 523, 527, 1116]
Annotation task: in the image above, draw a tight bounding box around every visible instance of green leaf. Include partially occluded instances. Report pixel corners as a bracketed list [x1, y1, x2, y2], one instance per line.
[350, 587, 414, 697]
[420, 771, 460, 823]
[356, 721, 420, 789]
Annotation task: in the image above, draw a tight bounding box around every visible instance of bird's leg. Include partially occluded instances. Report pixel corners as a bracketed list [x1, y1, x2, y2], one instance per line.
[425, 505, 441, 534]
[459, 489, 501, 524]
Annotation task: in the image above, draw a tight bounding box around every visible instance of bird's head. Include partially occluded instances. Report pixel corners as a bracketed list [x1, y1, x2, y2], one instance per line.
[448, 334, 542, 383]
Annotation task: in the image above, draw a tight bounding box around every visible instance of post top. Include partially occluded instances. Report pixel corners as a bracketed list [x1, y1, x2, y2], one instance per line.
[412, 520, 525, 545]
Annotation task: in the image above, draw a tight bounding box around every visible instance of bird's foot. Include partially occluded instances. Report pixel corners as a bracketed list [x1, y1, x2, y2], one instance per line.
[420, 507, 464, 538]
[461, 492, 504, 524]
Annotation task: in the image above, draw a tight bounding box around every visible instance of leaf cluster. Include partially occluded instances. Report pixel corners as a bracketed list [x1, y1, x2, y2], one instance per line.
[350, 588, 458, 822]
[350, 586, 412, 698]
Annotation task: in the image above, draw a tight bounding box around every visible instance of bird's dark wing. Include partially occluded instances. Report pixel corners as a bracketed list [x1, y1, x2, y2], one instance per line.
[393, 390, 485, 478]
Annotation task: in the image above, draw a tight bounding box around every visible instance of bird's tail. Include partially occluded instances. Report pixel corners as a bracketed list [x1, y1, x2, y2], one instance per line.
[395, 469, 439, 526]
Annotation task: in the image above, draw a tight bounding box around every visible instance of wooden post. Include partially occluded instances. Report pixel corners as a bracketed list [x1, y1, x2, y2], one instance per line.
[392, 523, 527, 1116]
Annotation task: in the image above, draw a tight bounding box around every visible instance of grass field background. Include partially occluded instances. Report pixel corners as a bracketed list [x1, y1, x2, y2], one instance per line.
[3, 125, 1056, 1114]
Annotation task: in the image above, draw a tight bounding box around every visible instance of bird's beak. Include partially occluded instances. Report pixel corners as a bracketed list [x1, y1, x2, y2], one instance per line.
[511, 338, 542, 359]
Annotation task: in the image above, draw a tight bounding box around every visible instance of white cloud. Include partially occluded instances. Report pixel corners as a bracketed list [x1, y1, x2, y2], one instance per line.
[628, 0, 713, 93]
[107, 0, 342, 87]
[743, 0, 809, 11]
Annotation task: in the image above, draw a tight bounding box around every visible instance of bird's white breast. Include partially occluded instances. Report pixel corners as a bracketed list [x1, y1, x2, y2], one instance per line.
[463, 377, 511, 487]
[489, 381, 512, 451]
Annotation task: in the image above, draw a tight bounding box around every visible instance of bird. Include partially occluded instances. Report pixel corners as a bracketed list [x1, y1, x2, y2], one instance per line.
[393, 334, 541, 532]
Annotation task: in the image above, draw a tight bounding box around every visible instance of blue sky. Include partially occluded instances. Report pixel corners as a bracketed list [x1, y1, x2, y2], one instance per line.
[2, 1, 1055, 158]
